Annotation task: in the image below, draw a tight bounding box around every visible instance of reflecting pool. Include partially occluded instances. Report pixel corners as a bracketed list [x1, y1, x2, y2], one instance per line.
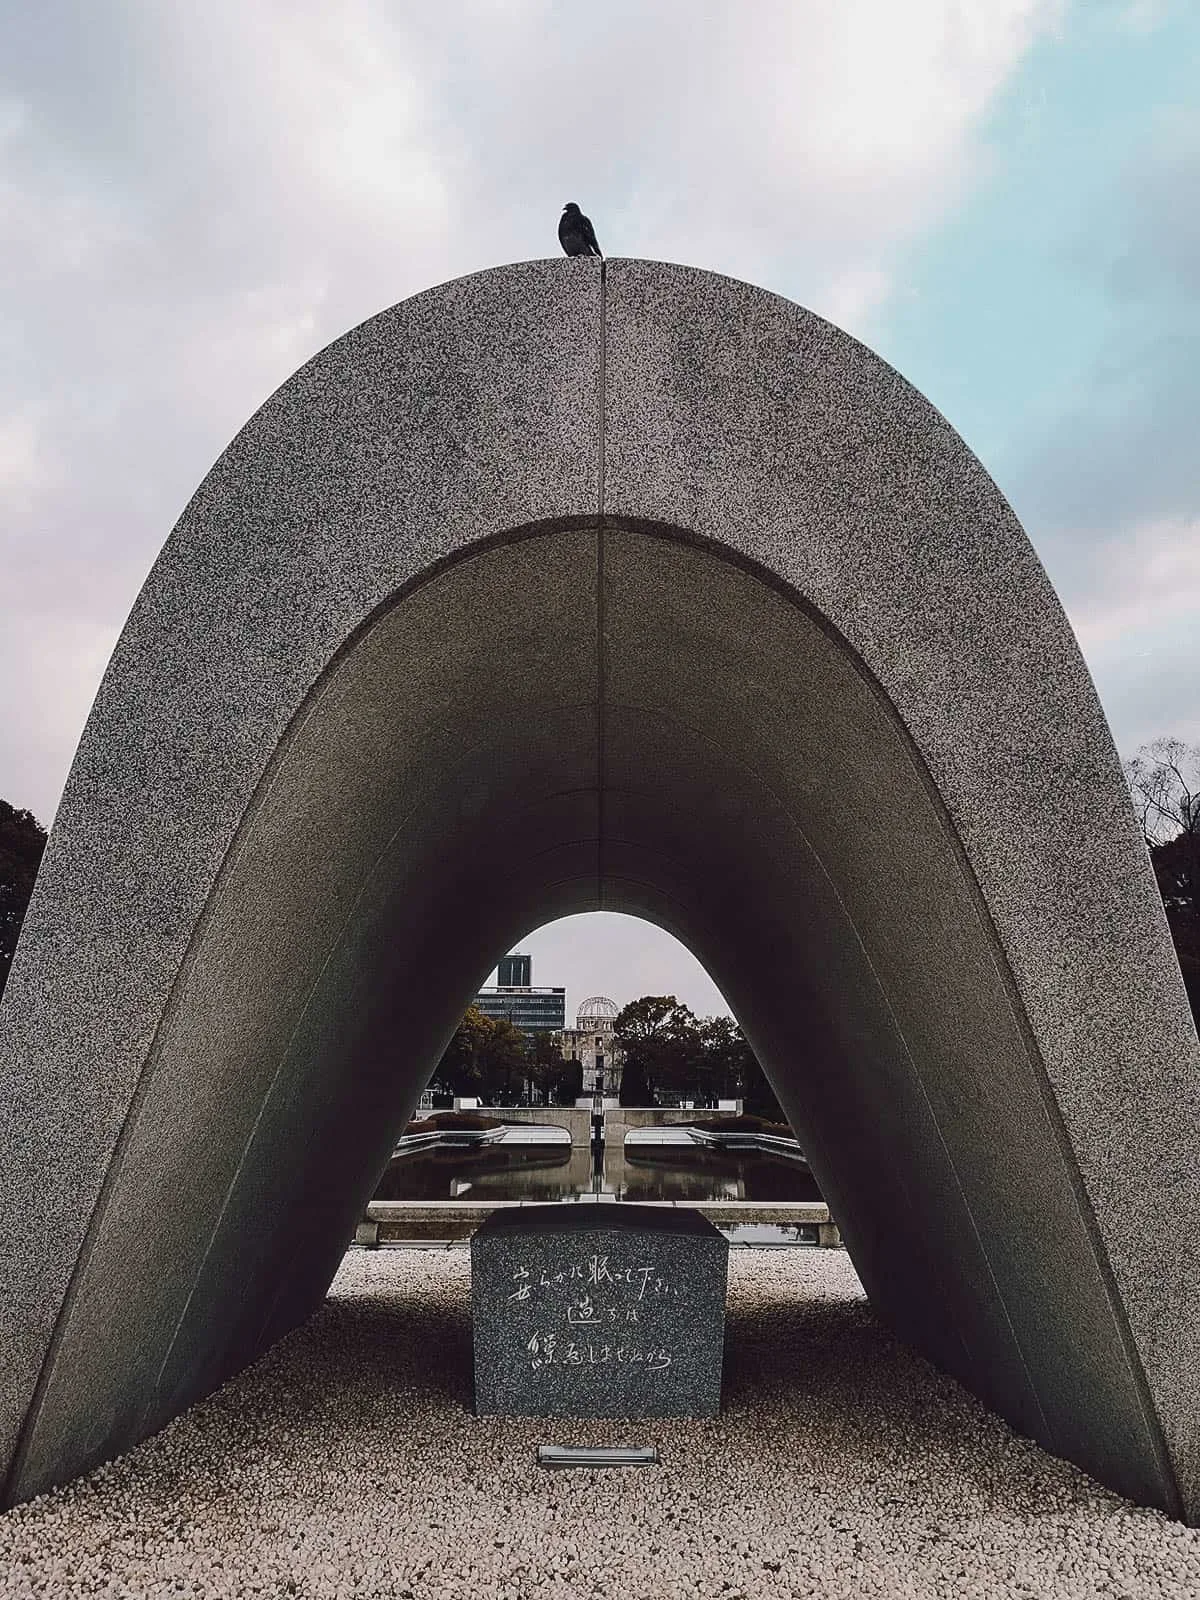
[373, 1136, 823, 1204]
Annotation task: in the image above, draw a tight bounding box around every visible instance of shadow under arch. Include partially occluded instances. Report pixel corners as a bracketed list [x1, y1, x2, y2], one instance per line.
[2, 258, 1197, 1522]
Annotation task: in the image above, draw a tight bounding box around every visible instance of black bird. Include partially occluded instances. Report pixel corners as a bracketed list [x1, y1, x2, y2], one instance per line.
[559, 202, 602, 258]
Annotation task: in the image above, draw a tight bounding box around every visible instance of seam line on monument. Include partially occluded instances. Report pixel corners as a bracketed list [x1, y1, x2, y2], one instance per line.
[596, 256, 607, 911]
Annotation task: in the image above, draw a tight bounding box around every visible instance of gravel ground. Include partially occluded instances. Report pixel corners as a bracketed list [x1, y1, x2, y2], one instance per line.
[3, 1248, 1200, 1599]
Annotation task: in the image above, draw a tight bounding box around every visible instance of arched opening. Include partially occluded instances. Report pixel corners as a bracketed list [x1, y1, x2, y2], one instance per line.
[480, 910, 733, 1020]
[378, 909, 805, 1209]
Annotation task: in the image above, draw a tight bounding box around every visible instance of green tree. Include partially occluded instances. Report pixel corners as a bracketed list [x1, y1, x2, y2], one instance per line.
[617, 1052, 652, 1107]
[697, 1014, 751, 1100]
[613, 995, 701, 1104]
[476, 1015, 529, 1104]
[555, 1057, 584, 1106]
[431, 1008, 549, 1104]
[1154, 829, 1200, 1022]
[0, 800, 47, 1002]
[525, 1029, 569, 1104]
[432, 1005, 493, 1099]
[696, 1013, 785, 1119]
[737, 1050, 787, 1124]
[614, 994, 787, 1119]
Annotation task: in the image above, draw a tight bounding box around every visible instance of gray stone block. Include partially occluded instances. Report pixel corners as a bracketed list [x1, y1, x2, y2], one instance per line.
[471, 1205, 728, 1417]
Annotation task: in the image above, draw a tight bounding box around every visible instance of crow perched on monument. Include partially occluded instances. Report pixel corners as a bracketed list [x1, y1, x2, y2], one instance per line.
[558, 202, 602, 258]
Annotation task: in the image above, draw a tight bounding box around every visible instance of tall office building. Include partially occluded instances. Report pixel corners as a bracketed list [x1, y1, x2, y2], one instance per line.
[474, 951, 565, 1034]
[497, 952, 531, 987]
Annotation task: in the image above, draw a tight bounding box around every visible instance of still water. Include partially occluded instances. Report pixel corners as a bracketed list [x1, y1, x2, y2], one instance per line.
[374, 1139, 823, 1205]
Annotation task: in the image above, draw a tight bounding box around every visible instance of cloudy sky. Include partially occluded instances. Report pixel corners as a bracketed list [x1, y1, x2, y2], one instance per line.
[2, 0, 1197, 1019]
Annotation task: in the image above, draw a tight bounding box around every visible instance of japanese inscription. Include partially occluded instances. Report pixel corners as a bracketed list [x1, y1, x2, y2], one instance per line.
[508, 1253, 681, 1374]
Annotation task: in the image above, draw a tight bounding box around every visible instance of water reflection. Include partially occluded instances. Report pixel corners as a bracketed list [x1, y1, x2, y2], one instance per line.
[373, 1138, 822, 1204]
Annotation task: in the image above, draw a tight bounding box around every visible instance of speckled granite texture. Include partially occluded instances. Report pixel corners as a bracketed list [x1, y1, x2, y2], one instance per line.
[472, 1205, 728, 1417]
[2, 259, 1198, 1521]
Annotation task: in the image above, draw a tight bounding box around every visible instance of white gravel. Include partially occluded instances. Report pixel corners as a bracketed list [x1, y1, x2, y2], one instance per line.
[3, 1247, 1200, 1598]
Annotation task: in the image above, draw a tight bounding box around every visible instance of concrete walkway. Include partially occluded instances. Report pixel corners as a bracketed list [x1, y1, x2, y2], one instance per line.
[2, 1251, 1199, 1598]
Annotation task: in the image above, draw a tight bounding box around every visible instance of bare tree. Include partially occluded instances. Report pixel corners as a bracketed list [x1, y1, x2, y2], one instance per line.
[1124, 739, 1200, 849]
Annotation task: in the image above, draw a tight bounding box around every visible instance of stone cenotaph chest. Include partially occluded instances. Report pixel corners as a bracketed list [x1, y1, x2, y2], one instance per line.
[471, 1204, 729, 1417]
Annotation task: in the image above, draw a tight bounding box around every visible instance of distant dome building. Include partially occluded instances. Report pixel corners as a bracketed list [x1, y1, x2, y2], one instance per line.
[577, 996, 619, 1024]
[562, 996, 624, 1100]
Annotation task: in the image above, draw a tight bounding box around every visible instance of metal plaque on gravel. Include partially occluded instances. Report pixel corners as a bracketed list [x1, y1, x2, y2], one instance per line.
[471, 1203, 729, 1417]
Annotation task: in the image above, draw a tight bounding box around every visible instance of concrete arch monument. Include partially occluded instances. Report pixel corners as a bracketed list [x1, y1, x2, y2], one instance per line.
[2, 260, 1199, 1517]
